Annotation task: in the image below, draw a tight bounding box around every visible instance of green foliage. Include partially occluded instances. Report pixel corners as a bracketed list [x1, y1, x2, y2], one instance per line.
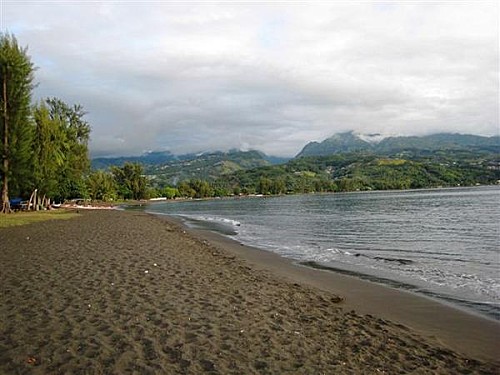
[162, 186, 179, 199]
[0, 33, 95, 208]
[0, 33, 36, 210]
[86, 170, 117, 201]
[177, 181, 196, 198]
[28, 98, 91, 202]
[176, 179, 214, 198]
[111, 163, 148, 200]
[257, 177, 272, 195]
[202, 151, 500, 196]
[46, 98, 91, 200]
[32, 102, 65, 199]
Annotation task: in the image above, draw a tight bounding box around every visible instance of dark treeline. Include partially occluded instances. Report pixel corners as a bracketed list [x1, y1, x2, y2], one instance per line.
[0, 34, 95, 212]
[0, 34, 151, 212]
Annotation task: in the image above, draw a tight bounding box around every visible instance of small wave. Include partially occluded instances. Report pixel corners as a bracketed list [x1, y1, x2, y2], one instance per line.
[300, 261, 421, 292]
[325, 249, 413, 265]
[196, 216, 241, 227]
[325, 248, 356, 256]
[373, 256, 414, 265]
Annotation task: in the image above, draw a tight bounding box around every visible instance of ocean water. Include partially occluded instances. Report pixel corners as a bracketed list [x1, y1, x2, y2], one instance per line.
[144, 186, 500, 320]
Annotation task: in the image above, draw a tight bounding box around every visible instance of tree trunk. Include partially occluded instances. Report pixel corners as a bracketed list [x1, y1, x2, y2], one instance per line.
[1, 72, 10, 214]
[1, 159, 9, 213]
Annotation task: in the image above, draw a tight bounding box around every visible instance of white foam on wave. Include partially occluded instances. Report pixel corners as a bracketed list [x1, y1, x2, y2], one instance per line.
[325, 248, 355, 256]
[196, 215, 241, 227]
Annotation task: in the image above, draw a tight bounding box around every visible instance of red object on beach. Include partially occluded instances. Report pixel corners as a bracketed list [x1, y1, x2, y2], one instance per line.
[26, 356, 37, 365]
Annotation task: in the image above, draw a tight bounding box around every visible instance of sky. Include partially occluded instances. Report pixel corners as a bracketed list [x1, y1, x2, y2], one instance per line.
[1, 1, 499, 157]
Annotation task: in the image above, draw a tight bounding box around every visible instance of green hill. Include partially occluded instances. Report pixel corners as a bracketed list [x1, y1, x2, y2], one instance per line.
[144, 150, 283, 187]
[91, 132, 500, 196]
[297, 132, 499, 158]
[217, 150, 500, 195]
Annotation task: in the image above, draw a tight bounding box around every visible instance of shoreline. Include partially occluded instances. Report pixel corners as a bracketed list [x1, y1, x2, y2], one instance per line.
[1, 209, 498, 373]
[166, 214, 500, 362]
[142, 186, 499, 322]
[173, 214, 499, 322]
[146, 183, 500, 204]
[300, 260, 499, 321]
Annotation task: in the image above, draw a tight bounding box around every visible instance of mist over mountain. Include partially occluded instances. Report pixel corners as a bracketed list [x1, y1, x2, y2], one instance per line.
[92, 149, 289, 170]
[89, 131, 500, 194]
[91, 132, 499, 187]
[296, 132, 500, 158]
[94, 132, 499, 170]
[92, 150, 290, 186]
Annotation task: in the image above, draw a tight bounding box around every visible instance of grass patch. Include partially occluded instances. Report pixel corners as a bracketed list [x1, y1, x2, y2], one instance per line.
[0, 210, 79, 228]
[377, 158, 407, 166]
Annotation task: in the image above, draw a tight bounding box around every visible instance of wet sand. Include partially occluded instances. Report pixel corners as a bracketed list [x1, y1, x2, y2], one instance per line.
[0, 210, 498, 374]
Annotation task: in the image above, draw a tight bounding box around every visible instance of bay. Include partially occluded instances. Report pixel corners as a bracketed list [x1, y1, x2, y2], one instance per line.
[144, 186, 500, 320]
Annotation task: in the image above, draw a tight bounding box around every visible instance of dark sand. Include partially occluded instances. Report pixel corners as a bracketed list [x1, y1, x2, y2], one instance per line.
[0, 210, 498, 374]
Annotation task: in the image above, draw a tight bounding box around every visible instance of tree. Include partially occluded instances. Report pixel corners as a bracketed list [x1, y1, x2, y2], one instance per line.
[29, 98, 91, 203]
[257, 177, 272, 195]
[86, 170, 117, 202]
[270, 178, 286, 195]
[32, 102, 66, 200]
[177, 181, 195, 198]
[162, 186, 179, 199]
[45, 98, 90, 200]
[189, 179, 213, 198]
[0, 33, 35, 213]
[111, 163, 148, 200]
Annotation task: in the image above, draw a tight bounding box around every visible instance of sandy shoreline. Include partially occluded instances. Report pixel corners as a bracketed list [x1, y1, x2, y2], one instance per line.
[186, 224, 500, 362]
[0, 210, 498, 374]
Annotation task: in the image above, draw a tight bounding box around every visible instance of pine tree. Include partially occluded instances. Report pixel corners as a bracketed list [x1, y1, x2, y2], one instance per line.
[32, 101, 67, 200]
[45, 98, 91, 200]
[0, 33, 35, 213]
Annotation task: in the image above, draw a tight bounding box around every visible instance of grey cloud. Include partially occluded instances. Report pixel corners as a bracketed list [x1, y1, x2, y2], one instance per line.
[4, 1, 498, 157]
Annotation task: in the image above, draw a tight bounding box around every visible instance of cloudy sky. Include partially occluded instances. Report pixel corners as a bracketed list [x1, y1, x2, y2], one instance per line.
[2, 1, 498, 157]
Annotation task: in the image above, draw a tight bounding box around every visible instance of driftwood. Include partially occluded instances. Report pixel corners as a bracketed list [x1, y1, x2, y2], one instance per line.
[28, 189, 37, 211]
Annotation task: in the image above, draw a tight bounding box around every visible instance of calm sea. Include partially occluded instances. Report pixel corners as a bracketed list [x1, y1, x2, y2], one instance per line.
[144, 186, 500, 320]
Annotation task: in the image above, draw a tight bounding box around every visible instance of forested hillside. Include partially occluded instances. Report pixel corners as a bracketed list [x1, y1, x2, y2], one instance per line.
[297, 132, 499, 157]
[141, 149, 499, 199]
[90, 132, 500, 199]
[94, 150, 289, 186]
[212, 151, 499, 196]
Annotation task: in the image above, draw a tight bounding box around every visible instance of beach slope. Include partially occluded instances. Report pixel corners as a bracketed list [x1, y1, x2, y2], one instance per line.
[0, 210, 497, 374]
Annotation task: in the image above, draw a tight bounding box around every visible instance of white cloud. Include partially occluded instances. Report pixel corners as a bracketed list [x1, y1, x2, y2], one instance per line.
[3, 1, 498, 157]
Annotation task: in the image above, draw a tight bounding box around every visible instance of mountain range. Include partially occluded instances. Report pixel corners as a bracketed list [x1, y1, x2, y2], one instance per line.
[92, 149, 288, 170]
[296, 132, 499, 157]
[92, 132, 499, 186]
[93, 149, 290, 186]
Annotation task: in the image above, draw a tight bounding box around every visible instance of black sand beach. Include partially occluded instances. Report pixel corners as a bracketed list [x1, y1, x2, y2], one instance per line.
[0, 209, 498, 374]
